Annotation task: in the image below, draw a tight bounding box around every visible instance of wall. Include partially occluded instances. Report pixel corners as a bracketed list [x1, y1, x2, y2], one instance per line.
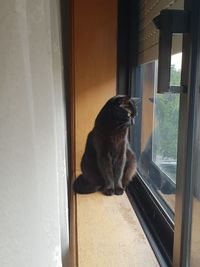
[0, 1, 69, 267]
[73, 0, 118, 173]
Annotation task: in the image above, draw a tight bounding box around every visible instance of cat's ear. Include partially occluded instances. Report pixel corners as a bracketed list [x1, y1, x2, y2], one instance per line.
[130, 97, 142, 106]
[115, 95, 128, 105]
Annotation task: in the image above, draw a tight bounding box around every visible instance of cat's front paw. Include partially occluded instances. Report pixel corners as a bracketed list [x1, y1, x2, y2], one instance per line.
[103, 188, 115, 196]
[115, 187, 124, 195]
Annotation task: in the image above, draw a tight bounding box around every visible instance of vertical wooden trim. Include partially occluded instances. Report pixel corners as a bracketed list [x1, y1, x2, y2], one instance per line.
[69, 0, 78, 265]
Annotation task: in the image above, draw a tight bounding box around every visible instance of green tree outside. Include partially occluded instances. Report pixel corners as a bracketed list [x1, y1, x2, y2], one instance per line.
[153, 65, 181, 160]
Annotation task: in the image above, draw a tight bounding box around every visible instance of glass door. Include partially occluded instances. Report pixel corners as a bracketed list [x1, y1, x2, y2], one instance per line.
[128, 1, 200, 266]
[117, 0, 200, 266]
[137, 53, 182, 215]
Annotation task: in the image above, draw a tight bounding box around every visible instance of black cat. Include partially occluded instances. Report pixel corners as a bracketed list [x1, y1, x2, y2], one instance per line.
[73, 95, 137, 196]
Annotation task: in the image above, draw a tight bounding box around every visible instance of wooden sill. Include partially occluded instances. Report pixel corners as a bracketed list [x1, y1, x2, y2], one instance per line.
[73, 192, 159, 267]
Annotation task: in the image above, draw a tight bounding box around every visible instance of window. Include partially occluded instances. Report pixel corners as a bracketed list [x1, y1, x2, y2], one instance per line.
[137, 55, 181, 214]
[128, 55, 182, 265]
[117, 0, 200, 266]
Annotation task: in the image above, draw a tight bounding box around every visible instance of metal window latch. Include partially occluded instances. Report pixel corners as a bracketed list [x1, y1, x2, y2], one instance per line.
[153, 10, 190, 93]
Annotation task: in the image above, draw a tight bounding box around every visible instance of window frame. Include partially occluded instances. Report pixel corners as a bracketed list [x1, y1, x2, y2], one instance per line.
[173, 1, 200, 265]
[127, 176, 174, 266]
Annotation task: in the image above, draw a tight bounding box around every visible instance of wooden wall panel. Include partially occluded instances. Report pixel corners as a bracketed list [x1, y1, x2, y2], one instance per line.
[73, 0, 117, 173]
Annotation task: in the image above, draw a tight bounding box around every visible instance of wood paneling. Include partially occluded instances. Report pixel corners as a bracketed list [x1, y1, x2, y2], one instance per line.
[73, 0, 117, 173]
[69, 1, 118, 265]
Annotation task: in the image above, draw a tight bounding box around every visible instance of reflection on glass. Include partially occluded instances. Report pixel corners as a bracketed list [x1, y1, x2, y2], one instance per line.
[152, 93, 180, 183]
[137, 57, 181, 213]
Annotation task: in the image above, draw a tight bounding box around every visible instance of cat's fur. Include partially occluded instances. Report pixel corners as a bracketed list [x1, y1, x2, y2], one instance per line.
[73, 95, 137, 196]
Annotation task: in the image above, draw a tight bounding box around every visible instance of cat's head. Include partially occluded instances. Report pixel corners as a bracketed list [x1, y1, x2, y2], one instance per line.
[95, 95, 138, 129]
[113, 95, 138, 125]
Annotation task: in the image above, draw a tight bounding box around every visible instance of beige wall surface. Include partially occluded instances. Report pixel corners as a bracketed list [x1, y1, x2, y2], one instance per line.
[0, 1, 69, 267]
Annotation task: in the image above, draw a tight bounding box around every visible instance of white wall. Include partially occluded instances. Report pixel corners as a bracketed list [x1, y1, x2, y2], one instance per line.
[0, 1, 69, 267]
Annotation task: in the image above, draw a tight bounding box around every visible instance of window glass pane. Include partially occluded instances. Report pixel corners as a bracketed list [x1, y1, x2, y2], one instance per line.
[152, 93, 180, 184]
[137, 54, 181, 214]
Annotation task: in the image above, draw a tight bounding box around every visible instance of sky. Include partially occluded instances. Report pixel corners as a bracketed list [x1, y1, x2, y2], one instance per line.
[171, 52, 182, 70]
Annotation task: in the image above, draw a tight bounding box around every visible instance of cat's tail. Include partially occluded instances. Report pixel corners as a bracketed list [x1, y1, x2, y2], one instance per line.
[73, 175, 101, 194]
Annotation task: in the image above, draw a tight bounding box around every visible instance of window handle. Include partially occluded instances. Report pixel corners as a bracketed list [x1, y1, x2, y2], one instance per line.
[153, 10, 189, 93]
